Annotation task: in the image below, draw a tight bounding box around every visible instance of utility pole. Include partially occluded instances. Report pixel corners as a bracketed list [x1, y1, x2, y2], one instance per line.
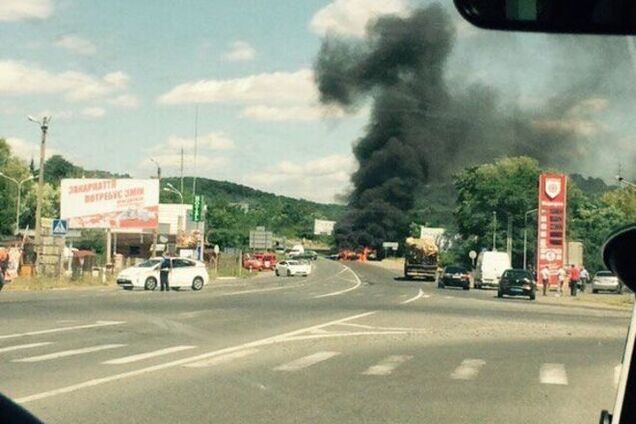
[179, 147, 184, 196]
[506, 213, 513, 260]
[150, 159, 161, 258]
[523, 208, 538, 270]
[28, 115, 50, 273]
[492, 211, 497, 251]
[192, 105, 199, 197]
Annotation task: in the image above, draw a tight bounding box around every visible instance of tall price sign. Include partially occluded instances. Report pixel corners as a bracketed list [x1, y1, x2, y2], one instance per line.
[536, 173, 568, 286]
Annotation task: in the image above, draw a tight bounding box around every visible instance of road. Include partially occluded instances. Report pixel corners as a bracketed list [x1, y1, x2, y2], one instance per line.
[0, 259, 630, 423]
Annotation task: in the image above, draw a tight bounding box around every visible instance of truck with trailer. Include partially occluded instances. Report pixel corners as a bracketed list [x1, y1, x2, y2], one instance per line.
[403, 236, 439, 280]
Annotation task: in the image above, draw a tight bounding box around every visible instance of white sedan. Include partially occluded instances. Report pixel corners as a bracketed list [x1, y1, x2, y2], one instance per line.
[116, 257, 209, 291]
[275, 260, 312, 277]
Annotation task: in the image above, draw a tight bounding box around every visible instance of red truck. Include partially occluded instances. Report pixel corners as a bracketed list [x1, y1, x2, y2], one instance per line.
[242, 252, 277, 271]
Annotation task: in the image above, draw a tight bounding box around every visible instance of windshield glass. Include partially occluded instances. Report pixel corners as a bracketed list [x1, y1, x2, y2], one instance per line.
[0, 2, 633, 424]
[506, 270, 533, 280]
[137, 259, 161, 268]
[596, 271, 615, 277]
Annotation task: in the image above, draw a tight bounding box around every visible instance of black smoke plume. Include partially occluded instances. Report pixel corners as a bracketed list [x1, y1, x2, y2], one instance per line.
[314, 4, 631, 249]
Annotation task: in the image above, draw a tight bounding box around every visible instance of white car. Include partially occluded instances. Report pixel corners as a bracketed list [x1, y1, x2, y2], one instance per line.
[116, 257, 209, 291]
[275, 260, 312, 277]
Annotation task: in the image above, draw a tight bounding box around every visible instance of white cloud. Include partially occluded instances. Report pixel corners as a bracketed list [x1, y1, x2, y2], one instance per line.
[159, 68, 367, 123]
[35, 109, 74, 120]
[245, 154, 356, 202]
[223, 41, 256, 62]
[241, 105, 346, 122]
[532, 118, 601, 137]
[0, 0, 52, 22]
[81, 107, 105, 118]
[161, 133, 235, 152]
[107, 94, 140, 109]
[139, 132, 235, 178]
[0, 60, 130, 102]
[55, 35, 97, 56]
[310, 0, 410, 37]
[158, 69, 315, 105]
[5, 137, 59, 161]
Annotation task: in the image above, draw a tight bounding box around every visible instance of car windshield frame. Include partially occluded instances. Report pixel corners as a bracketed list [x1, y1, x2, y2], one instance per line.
[136, 259, 162, 268]
[505, 270, 533, 280]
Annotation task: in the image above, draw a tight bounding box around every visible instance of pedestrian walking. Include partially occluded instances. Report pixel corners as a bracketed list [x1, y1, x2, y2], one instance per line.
[160, 257, 171, 292]
[541, 266, 550, 296]
[557, 266, 566, 296]
[569, 264, 580, 297]
[580, 267, 590, 293]
[0, 248, 8, 290]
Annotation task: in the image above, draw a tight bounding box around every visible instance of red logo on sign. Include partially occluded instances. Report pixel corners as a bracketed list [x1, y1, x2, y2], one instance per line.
[545, 178, 562, 199]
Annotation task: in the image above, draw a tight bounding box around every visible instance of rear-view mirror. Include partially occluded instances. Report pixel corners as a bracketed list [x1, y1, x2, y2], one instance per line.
[603, 225, 636, 292]
[454, 0, 636, 35]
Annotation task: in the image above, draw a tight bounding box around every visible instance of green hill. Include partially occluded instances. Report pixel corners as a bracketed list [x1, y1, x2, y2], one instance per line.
[161, 177, 345, 248]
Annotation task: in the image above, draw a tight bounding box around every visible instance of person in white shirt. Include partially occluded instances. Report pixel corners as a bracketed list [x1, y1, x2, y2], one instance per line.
[580, 267, 590, 292]
[541, 266, 551, 296]
[557, 267, 566, 296]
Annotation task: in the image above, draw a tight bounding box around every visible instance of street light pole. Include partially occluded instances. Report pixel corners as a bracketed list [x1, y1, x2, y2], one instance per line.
[492, 211, 497, 251]
[0, 173, 35, 234]
[163, 183, 185, 234]
[28, 115, 50, 273]
[523, 208, 538, 270]
[150, 158, 161, 258]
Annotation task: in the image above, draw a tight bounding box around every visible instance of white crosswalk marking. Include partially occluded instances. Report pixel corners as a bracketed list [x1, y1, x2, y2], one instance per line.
[451, 359, 486, 380]
[102, 346, 196, 365]
[14, 344, 126, 363]
[274, 351, 340, 371]
[0, 342, 53, 353]
[0, 321, 125, 340]
[184, 348, 259, 368]
[363, 355, 413, 376]
[540, 363, 568, 385]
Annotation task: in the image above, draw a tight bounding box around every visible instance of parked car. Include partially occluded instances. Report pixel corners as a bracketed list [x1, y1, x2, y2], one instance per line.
[275, 259, 312, 277]
[287, 244, 305, 258]
[592, 270, 622, 294]
[254, 252, 277, 270]
[438, 265, 471, 290]
[497, 269, 536, 300]
[116, 257, 208, 291]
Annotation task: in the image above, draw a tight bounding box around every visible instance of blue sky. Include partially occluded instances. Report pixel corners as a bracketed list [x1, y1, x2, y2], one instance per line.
[0, 0, 632, 203]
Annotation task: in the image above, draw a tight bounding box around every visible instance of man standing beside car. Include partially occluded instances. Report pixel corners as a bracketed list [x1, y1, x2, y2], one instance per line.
[541, 266, 550, 296]
[160, 257, 171, 292]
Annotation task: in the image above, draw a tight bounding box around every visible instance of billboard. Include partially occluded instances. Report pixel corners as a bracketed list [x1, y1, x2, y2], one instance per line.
[313, 219, 336, 236]
[536, 173, 567, 286]
[61, 179, 159, 229]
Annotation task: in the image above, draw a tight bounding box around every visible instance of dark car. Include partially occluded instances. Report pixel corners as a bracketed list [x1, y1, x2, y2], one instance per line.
[498, 269, 536, 300]
[438, 265, 471, 290]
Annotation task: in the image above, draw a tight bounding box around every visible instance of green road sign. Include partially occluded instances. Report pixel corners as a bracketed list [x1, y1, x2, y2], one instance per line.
[192, 195, 204, 222]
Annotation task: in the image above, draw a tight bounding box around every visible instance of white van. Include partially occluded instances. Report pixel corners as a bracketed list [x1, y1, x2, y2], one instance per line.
[287, 244, 305, 258]
[474, 251, 511, 289]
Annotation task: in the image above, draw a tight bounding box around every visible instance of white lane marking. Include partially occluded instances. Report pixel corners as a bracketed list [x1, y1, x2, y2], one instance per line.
[102, 346, 196, 365]
[451, 359, 486, 380]
[363, 355, 413, 376]
[218, 286, 294, 296]
[184, 349, 259, 368]
[540, 363, 568, 385]
[423, 294, 431, 299]
[14, 344, 126, 363]
[0, 321, 125, 341]
[274, 351, 341, 371]
[0, 342, 53, 353]
[401, 289, 425, 305]
[284, 331, 406, 343]
[16, 311, 376, 404]
[314, 264, 362, 298]
[614, 364, 622, 388]
[337, 323, 426, 332]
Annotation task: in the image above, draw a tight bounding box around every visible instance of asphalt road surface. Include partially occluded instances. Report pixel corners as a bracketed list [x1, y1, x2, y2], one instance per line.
[0, 259, 630, 423]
